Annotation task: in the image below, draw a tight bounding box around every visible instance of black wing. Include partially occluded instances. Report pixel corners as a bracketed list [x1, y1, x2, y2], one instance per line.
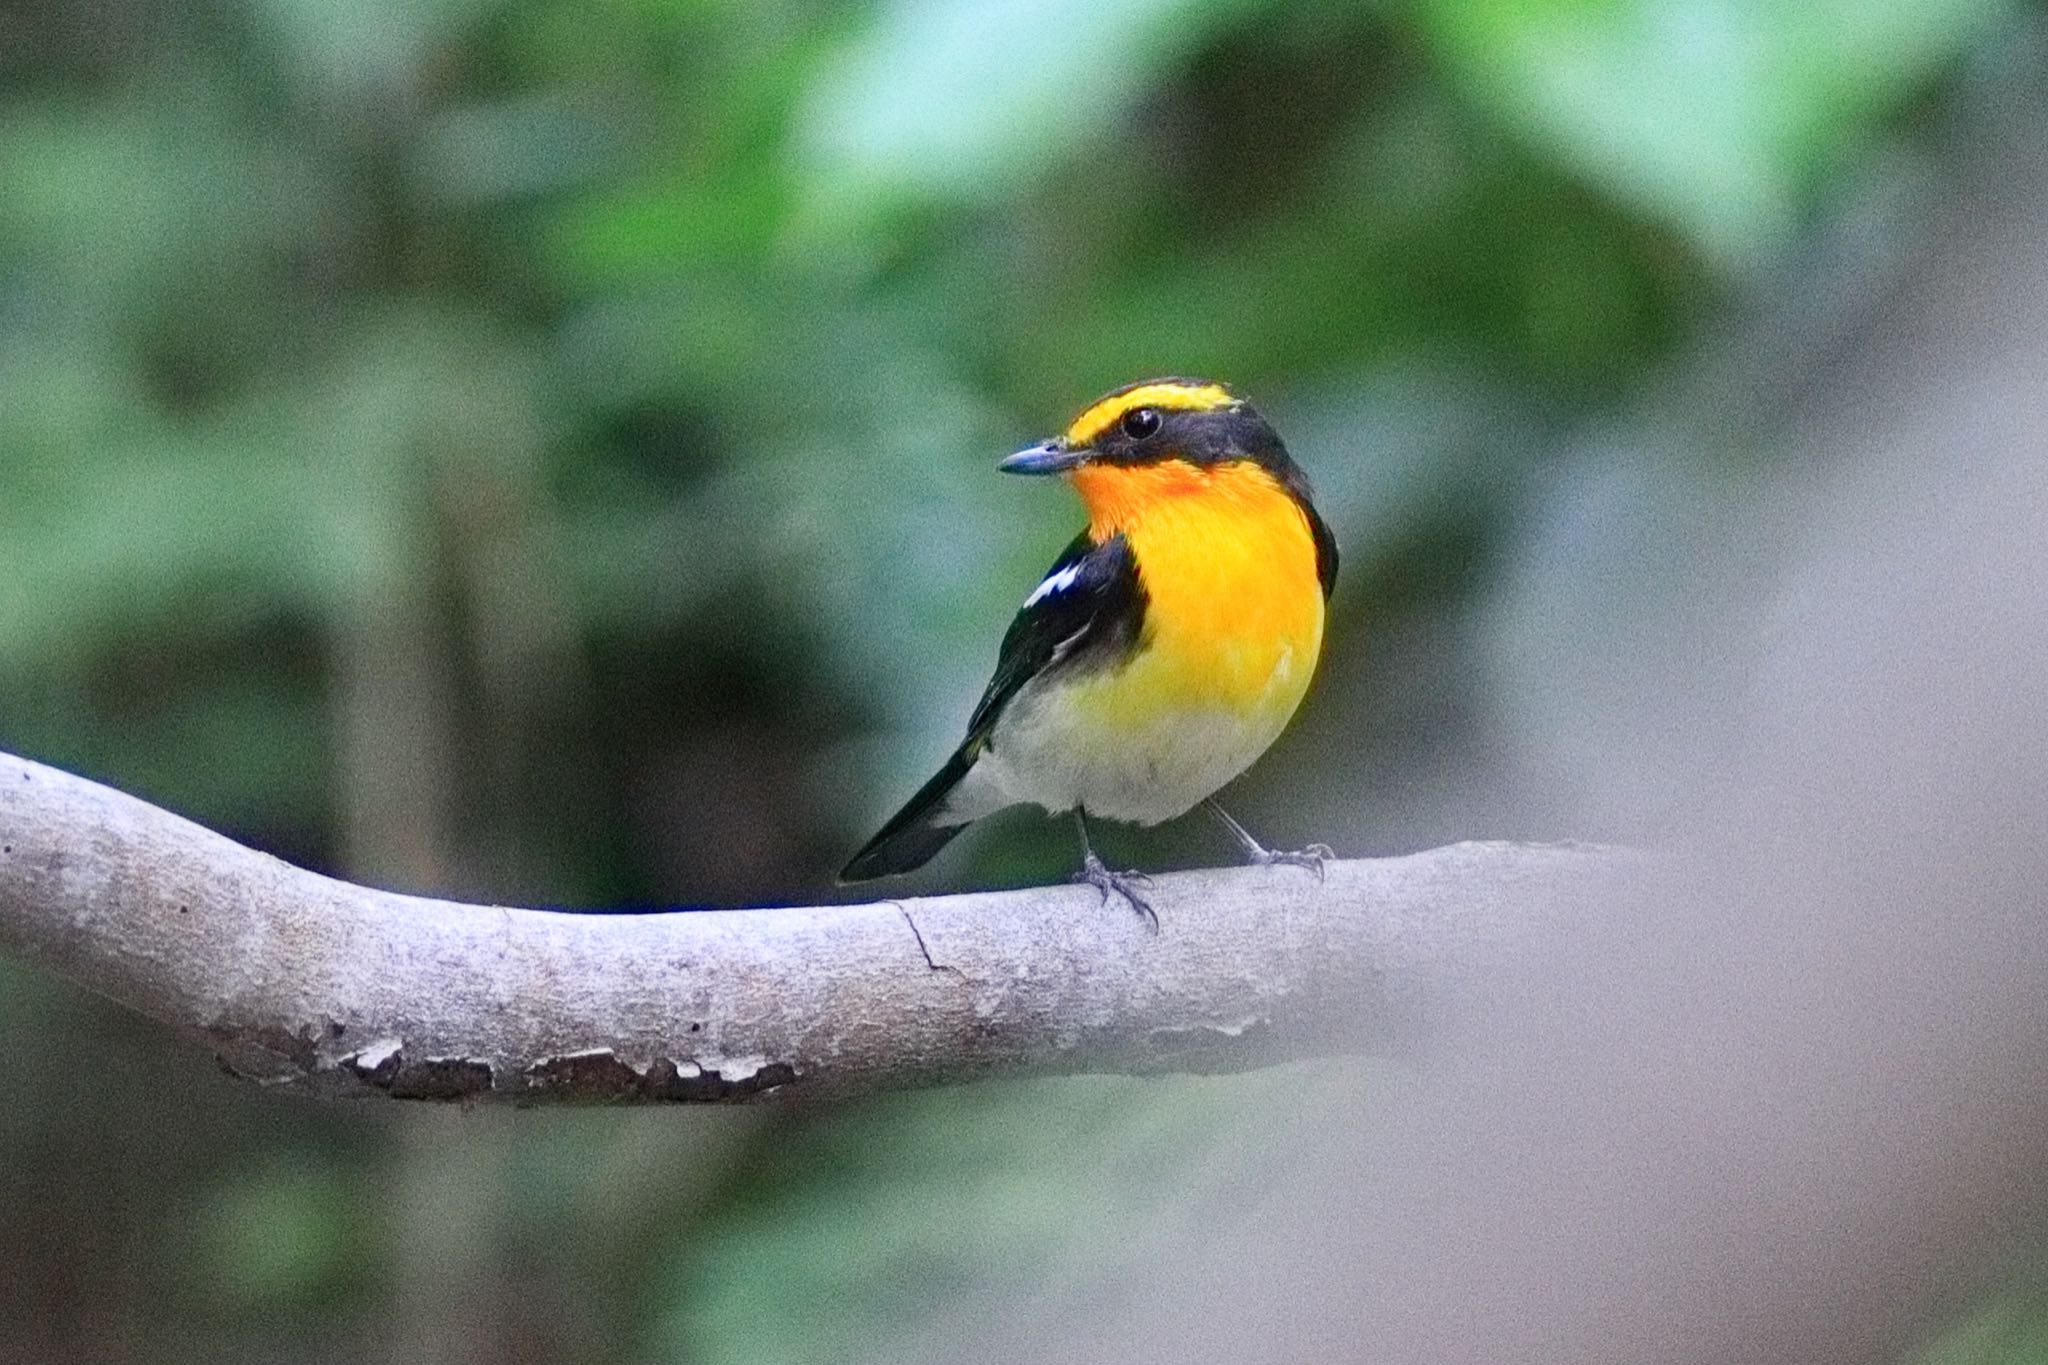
[965, 530, 1147, 748]
[839, 530, 1145, 882]
[1266, 459, 1338, 599]
[1306, 499, 1338, 598]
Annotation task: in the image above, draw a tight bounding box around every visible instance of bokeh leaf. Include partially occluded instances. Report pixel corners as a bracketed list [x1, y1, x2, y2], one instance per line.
[656, 1064, 1377, 1365]
[1412, 0, 2012, 268]
[795, 0, 1267, 212]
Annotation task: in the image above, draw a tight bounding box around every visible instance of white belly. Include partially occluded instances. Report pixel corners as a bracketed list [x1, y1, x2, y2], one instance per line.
[945, 653, 1301, 826]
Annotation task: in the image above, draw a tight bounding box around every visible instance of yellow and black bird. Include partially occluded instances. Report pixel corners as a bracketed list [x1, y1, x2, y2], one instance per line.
[841, 378, 1337, 926]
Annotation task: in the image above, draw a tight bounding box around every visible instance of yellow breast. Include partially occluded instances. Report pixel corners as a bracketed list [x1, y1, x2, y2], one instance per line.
[1067, 459, 1325, 726]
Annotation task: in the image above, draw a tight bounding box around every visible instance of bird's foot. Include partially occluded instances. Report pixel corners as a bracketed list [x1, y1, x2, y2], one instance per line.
[1247, 841, 1334, 881]
[1075, 852, 1158, 932]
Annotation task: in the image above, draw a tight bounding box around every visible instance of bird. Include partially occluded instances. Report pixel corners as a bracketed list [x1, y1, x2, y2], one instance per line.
[839, 377, 1337, 928]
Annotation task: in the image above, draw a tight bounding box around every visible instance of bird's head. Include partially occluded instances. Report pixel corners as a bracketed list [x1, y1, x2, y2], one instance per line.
[999, 378, 1308, 532]
[999, 377, 1286, 477]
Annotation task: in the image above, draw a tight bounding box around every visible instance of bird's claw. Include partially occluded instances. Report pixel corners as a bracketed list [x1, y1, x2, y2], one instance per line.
[1251, 842, 1334, 881]
[1075, 853, 1158, 932]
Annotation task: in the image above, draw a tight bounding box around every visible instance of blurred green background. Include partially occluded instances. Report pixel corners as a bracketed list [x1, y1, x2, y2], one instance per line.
[2, 0, 2041, 1360]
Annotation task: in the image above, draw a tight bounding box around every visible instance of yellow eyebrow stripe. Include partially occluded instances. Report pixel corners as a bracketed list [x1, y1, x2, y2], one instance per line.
[1064, 381, 1236, 447]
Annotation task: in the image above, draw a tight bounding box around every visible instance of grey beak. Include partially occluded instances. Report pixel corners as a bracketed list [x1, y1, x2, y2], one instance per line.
[998, 439, 1092, 476]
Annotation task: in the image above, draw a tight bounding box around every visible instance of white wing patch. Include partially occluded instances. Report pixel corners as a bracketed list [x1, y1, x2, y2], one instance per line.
[1023, 562, 1083, 608]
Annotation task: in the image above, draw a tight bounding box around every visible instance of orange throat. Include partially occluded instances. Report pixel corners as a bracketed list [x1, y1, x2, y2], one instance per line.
[1071, 458, 1226, 540]
[1068, 458, 1318, 569]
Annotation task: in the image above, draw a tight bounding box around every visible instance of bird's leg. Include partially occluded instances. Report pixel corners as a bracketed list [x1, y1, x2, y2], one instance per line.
[1071, 809, 1157, 932]
[1204, 799, 1333, 881]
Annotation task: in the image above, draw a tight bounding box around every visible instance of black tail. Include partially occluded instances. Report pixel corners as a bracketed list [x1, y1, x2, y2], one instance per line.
[840, 745, 977, 882]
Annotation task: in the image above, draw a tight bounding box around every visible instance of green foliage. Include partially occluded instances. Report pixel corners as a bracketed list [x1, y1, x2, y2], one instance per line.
[656, 1063, 1377, 1364]
[1411, 0, 2012, 268]
[796, 0, 1268, 211]
[7, 0, 1985, 831]
[1922, 1289, 2048, 1365]
[194, 1163, 374, 1310]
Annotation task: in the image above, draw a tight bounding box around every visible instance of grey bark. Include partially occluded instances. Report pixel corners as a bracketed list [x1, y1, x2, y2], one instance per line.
[0, 749, 1620, 1102]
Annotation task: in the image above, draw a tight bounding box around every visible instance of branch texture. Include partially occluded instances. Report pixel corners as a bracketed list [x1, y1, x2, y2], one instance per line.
[0, 752, 1619, 1102]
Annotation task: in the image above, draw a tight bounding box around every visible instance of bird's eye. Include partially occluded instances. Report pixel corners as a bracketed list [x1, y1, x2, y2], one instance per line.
[1121, 407, 1162, 440]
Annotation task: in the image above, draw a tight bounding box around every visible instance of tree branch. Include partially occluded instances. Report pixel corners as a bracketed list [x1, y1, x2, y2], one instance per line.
[0, 751, 1620, 1102]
